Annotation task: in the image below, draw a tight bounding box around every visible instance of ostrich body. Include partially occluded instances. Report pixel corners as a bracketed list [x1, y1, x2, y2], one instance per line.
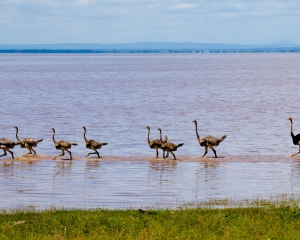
[287, 118, 300, 157]
[82, 126, 108, 158]
[146, 126, 167, 158]
[51, 128, 77, 160]
[193, 120, 226, 158]
[157, 128, 184, 160]
[0, 138, 20, 159]
[14, 126, 43, 156]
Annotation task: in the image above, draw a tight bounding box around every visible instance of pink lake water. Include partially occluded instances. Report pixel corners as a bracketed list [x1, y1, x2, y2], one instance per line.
[1, 156, 300, 209]
[1, 53, 300, 209]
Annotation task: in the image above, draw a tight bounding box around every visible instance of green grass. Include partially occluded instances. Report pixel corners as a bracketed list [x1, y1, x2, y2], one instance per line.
[1, 202, 300, 239]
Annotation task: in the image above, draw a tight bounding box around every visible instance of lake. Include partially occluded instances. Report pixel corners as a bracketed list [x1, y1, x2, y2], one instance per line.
[1, 53, 300, 209]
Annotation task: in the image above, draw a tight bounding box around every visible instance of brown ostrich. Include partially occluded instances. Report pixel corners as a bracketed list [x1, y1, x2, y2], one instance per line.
[0, 138, 20, 159]
[146, 126, 167, 158]
[192, 119, 226, 158]
[82, 126, 108, 158]
[14, 126, 43, 156]
[51, 128, 77, 160]
[157, 128, 184, 160]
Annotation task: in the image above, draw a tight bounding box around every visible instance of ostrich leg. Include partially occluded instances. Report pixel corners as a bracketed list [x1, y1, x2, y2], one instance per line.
[0, 149, 7, 158]
[66, 149, 73, 160]
[202, 146, 208, 158]
[289, 145, 300, 157]
[209, 146, 218, 158]
[170, 151, 176, 160]
[164, 151, 169, 159]
[54, 150, 65, 160]
[289, 151, 300, 157]
[31, 148, 37, 156]
[86, 148, 100, 158]
[25, 144, 33, 154]
[7, 149, 14, 159]
[0, 148, 14, 159]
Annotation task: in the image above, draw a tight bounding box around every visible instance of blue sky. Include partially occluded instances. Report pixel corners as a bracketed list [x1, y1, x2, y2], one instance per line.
[1, 0, 300, 44]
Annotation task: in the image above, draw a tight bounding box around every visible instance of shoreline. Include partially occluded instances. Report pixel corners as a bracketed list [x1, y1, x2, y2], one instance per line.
[0, 155, 296, 163]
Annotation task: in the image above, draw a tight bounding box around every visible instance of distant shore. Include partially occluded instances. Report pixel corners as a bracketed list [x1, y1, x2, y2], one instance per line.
[1, 48, 300, 53]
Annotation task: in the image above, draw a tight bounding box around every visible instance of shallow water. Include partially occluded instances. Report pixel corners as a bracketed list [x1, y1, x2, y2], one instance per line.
[1, 53, 300, 209]
[0, 156, 300, 209]
[1, 53, 300, 158]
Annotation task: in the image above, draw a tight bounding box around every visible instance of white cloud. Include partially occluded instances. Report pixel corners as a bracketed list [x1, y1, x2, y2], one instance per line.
[171, 3, 197, 10]
[75, 0, 89, 6]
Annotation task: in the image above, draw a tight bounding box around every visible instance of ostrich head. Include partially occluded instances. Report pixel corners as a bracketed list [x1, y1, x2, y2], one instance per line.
[146, 126, 150, 129]
[288, 118, 293, 122]
[14, 126, 18, 129]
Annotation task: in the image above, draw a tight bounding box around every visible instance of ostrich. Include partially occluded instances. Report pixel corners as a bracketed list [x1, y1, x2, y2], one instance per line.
[82, 126, 108, 158]
[192, 119, 226, 158]
[287, 118, 300, 157]
[0, 138, 20, 159]
[157, 128, 184, 160]
[51, 128, 77, 160]
[146, 126, 167, 158]
[14, 126, 43, 156]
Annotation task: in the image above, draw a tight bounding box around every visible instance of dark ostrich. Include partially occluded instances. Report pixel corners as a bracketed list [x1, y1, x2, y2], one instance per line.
[287, 118, 300, 157]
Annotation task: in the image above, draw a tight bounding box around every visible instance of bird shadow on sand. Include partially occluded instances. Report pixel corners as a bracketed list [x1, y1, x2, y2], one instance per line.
[53, 158, 73, 161]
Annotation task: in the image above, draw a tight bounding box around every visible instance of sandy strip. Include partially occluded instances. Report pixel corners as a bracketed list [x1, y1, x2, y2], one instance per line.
[0, 155, 296, 163]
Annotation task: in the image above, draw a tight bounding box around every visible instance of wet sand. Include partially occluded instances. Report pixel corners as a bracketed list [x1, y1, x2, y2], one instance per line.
[0, 154, 295, 163]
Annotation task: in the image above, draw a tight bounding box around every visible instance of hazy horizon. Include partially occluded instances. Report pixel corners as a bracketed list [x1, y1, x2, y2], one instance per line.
[0, 40, 299, 47]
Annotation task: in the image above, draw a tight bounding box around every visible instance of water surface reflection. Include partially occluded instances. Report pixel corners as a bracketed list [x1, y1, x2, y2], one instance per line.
[1, 157, 300, 209]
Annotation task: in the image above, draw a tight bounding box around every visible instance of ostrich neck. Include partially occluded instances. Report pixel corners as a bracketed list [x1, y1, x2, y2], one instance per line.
[15, 127, 21, 142]
[147, 128, 150, 145]
[159, 129, 162, 144]
[52, 131, 57, 144]
[83, 129, 88, 143]
[290, 120, 294, 135]
[194, 122, 201, 141]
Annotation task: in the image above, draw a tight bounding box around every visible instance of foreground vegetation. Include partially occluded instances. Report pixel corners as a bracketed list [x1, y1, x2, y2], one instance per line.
[1, 203, 300, 239]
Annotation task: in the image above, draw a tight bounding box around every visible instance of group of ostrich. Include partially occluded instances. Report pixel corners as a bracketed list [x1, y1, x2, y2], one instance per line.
[0, 118, 300, 160]
[146, 120, 226, 160]
[0, 126, 108, 160]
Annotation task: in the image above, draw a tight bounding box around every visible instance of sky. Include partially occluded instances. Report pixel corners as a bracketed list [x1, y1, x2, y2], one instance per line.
[0, 0, 300, 44]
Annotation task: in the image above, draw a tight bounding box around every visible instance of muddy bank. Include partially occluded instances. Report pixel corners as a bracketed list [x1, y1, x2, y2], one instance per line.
[0, 155, 296, 164]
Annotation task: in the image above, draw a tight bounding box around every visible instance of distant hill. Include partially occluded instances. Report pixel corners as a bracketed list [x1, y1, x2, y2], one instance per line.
[271, 39, 298, 45]
[0, 42, 299, 53]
